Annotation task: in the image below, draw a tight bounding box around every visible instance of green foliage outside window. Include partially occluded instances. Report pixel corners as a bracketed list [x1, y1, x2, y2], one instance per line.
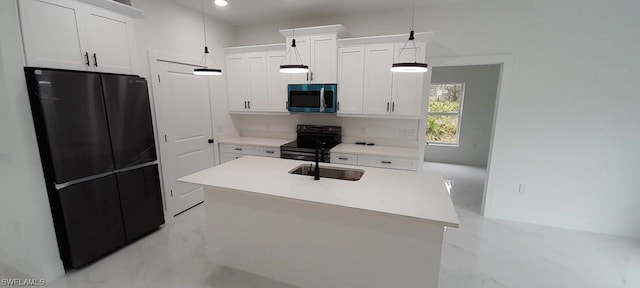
[426, 84, 464, 144]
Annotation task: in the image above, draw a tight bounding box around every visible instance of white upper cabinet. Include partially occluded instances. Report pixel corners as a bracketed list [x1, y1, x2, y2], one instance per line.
[19, 0, 87, 71]
[225, 47, 289, 114]
[285, 34, 338, 84]
[362, 43, 394, 116]
[246, 52, 269, 111]
[19, 0, 137, 74]
[337, 38, 428, 119]
[82, 8, 136, 74]
[391, 41, 427, 117]
[266, 50, 289, 112]
[226, 54, 249, 112]
[337, 46, 365, 115]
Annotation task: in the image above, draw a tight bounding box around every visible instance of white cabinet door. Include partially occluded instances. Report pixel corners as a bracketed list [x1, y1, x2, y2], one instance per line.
[19, 0, 88, 71]
[337, 46, 365, 114]
[220, 153, 242, 164]
[285, 36, 310, 84]
[226, 54, 248, 112]
[83, 8, 135, 74]
[391, 41, 426, 117]
[246, 52, 268, 111]
[267, 50, 289, 112]
[363, 43, 394, 116]
[310, 34, 337, 83]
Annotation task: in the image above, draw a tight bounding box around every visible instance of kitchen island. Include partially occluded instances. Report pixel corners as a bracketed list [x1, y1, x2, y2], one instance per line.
[179, 156, 459, 288]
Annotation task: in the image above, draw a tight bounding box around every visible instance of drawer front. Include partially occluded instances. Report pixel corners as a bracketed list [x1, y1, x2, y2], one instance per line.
[357, 156, 416, 171]
[220, 144, 261, 155]
[261, 147, 280, 158]
[330, 153, 357, 165]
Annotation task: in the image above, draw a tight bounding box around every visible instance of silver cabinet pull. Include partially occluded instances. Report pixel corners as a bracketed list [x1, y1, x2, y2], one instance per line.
[319, 87, 325, 112]
[381, 160, 392, 164]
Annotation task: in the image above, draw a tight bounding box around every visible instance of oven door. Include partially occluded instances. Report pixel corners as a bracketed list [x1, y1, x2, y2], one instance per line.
[280, 150, 330, 163]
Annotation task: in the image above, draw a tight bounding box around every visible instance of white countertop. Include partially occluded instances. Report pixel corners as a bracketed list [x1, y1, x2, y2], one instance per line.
[331, 143, 418, 159]
[178, 156, 459, 227]
[218, 137, 293, 147]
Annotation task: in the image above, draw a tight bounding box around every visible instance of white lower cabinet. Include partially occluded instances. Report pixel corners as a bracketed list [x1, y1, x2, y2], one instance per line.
[331, 152, 417, 171]
[357, 155, 416, 171]
[330, 153, 358, 165]
[219, 144, 280, 164]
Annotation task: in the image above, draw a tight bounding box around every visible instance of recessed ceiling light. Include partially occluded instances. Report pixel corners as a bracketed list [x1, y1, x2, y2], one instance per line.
[214, 0, 228, 6]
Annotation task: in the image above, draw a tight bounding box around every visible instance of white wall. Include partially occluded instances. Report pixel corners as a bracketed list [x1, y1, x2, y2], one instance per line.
[235, 0, 640, 238]
[425, 64, 500, 167]
[0, 0, 65, 281]
[234, 114, 419, 148]
[131, 0, 238, 141]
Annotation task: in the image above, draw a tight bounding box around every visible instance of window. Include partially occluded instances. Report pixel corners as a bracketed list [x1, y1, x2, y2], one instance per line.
[426, 83, 465, 145]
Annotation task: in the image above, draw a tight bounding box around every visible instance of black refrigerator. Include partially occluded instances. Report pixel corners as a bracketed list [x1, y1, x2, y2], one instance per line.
[25, 68, 165, 269]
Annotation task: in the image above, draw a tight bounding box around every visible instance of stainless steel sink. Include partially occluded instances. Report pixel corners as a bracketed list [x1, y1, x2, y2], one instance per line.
[288, 164, 365, 181]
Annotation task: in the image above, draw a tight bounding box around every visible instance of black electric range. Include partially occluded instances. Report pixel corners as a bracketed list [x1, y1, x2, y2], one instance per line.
[280, 125, 342, 163]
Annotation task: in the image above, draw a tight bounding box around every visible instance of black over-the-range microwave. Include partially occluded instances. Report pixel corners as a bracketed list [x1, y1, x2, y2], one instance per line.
[287, 84, 337, 113]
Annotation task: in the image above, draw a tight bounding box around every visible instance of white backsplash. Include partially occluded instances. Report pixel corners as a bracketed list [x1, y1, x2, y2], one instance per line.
[231, 114, 420, 147]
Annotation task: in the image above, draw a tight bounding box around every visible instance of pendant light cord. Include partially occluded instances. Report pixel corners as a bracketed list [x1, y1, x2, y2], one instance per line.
[201, 0, 208, 67]
[396, 0, 419, 64]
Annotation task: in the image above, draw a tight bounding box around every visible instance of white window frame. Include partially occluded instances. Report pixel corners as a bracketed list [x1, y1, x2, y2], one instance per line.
[426, 83, 466, 146]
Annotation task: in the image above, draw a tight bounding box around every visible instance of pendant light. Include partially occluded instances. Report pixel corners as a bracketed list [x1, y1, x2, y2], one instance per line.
[391, 0, 428, 73]
[279, 2, 308, 75]
[194, 0, 222, 76]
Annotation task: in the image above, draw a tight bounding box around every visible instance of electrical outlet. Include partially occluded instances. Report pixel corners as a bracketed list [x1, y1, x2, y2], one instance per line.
[518, 184, 526, 194]
[399, 128, 416, 137]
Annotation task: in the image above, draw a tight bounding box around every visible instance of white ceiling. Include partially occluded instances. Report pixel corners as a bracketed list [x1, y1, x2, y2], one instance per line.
[174, 0, 447, 27]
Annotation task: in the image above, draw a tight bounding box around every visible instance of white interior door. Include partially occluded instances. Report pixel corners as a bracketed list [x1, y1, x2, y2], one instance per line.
[155, 60, 215, 217]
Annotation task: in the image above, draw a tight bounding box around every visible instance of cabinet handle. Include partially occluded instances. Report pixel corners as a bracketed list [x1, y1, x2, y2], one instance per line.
[234, 148, 243, 151]
[381, 160, 392, 164]
[310, 71, 313, 81]
[337, 101, 340, 111]
[392, 102, 395, 112]
[338, 157, 348, 160]
[306, 72, 309, 81]
[386, 102, 390, 112]
[248, 101, 251, 109]
[244, 101, 247, 109]
[208, 139, 214, 144]
[286, 101, 289, 109]
[93, 53, 98, 67]
[84, 52, 90, 66]
[265, 150, 275, 154]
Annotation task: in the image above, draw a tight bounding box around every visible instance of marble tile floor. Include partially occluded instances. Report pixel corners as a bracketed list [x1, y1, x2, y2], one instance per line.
[5, 162, 638, 288]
